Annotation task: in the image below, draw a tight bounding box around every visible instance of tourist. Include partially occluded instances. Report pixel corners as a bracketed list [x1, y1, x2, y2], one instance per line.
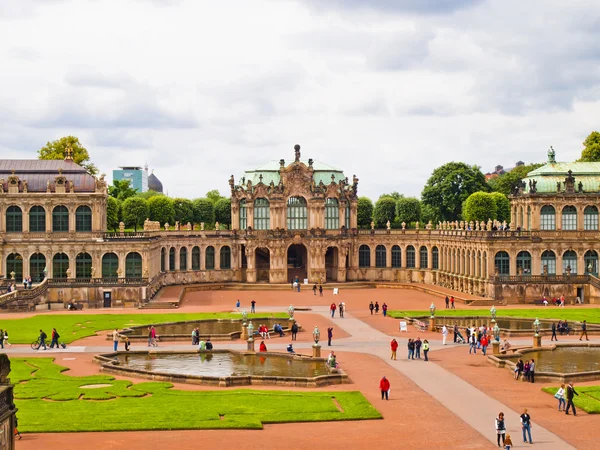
[327, 351, 337, 368]
[259, 340, 267, 352]
[504, 433, 513, 450]
[287, 343, 295, 354]
[556, 384, 566, 411]
[374, 301, 380, 314]
[423, 339, 430, 361]
[236, 299, 240, 310]
[295, 276, 301, 292]
[319, 284, 323, 296]
[442, 325, 448, 345]
[379, 376, 390, 400]
[198, 339, 206, 350]
[543, 297, 548, 306]
[523, 360, 531, 381]
[565, 382, 578, 415]
[450, 296, 455, 309]
[113, 328, 121, 351]
[414, 337, 422, 359]
[274, 323, 284, 337]
[560, 294, 565, 307]
[390, 338, 398, 360]
[330, 302, 337, 318]
[251, 299, 256, 313]
[514, 359, 523, 380]
[502, 339, 511, 352]
[191, 327, 199, 345]
[445, 296, 449, 308]
[206, 338, 213, 350]
[339, 302, 344, 318]
[49, 328, 60, 349]
[313, 283, 317, 295]
[3, 330, 9, 347]
[27, 276, 32, 289]
[327, 326, 333, 346]
[520, 408, 533, 443]
[480, 334, 488, 356]
[579, 320, 589, 341]
[291, 322, 298, 341]
[453, 323, 459, 343]
[551, 322, 558, 341]
[124, 336, 131, 351]
[407, 338, 415, 360]
[529, 359, 536, 383]
[382, 302, 388, 317]
[150, 326, 158, 347]
[369, 302, 374, 315]
[23, 278, 27, 290]
[469, 333, 477, 354]
[495, 412, 506, 447]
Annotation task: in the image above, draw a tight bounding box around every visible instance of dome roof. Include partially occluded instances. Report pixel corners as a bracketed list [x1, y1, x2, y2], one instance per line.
[148, 171, 163, 193]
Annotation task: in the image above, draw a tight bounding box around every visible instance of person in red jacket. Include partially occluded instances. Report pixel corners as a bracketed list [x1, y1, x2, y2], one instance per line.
[390, 339, 398, 360]
[330, 302, 337, 318]
[480, 335, 489, 356]
[380, 376, 390, 400]
[259, 340, 267, 352]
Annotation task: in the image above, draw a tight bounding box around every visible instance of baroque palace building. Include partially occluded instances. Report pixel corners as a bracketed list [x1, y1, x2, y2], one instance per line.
[2, 144, 600, 308]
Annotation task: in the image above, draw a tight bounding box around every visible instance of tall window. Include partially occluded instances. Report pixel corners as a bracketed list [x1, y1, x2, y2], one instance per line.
[239, 200, 247, 230]
[206, 246, 215, 270]
[516, 251, 531, 275]
[180, 247, 188, 271]
[561, 205, 577, 230]
[391, 245, 401, 268]
[375, 245, 386, 268]
[432, 247, 439, 270]
[287, 196, 307, 230]
[29, 206, 46, 232]
[6, 253, 23, 280]
[359, 245, 371, 268]
[406, 245, 416, 268]
[102, 253, 119, 279]
[540, 205, 555, 230]
[584, 206, 598, 230]
[584, 250, 598, 276]
[126, 252, 142, 278]
[160, 248, 166, 272]
[76, 252, 92, 279]
[527, 206, 531, 230]
[169, 247, 175, 271]
[53, 253, 69, 279]
[30, 253, 46, 282]
[562, 250, 577, 274]
[192, 246, 200, 270]
[541, 250, 556, 275]
[419, 246, 428, 269]
[494, 251, 509, 275]
[345, 204, 351, 229]
[53, 205, 69, 232]
[76, 205, 92, 232]
[220, 246, 231, 269]
[254, 198, 270, 230]
[6, 206, 22, 232]
[325, 198, 339, 230]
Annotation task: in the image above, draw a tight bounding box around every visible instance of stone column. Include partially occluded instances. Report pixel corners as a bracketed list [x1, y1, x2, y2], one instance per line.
[415, 249, 421, 271]
[338, 206, 345, 229]
[533, 335, 542, 348]
[577, 206, 584, 231]
[175, 247, 181, 271]
[312, 343, 321, 358]
[69, 207, 76, 232]
[246, 247, 256, 283]
[22, 207, 29, 233]
[231, 200, 240, 231]
[214, 246, 221, 270]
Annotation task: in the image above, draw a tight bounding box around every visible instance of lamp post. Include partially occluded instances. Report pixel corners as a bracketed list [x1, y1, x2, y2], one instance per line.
[247, 321, 255, 352]
[533, 317, 542, 348]
[241, 309, 248, 340]
[312, 326, 321, 357]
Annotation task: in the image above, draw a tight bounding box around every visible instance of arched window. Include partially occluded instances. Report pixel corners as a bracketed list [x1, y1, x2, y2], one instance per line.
[254, 198, 270, 230]
[359, 245, 371, 268]
[169, 247, 175, 271]
[29, 206, 46, 232]
[540, 205, 555, 230]
[391, 245, 401, 268]
[494, 251, 509, 275]
[180, 247, 188, 271]
[561, 205, 577, 230]
[239, 199, 247, 230]
[52, 253, 69, 279]
[52, 205, 69, 232]
[375, 245, 386, 268]
[220, 246, 231, 269]
[76, 205, 92, 232]
[30, 253, 46, 282]
[160, 248, 166, 272]
[584, 250, 598, 276]
[432, 246, 439, 270]
[287, 196, 307, 230]
[126, 252, 142, 278]
[76, 252, 92, 279]
[516, 251, 531, 275]
[206, 246, 215, 270]
[325, 198, 339, 230]
[6, 253, 23, 280]
[406, 245, 416, 268]
[420, 246, 428, 269]
[584, 206, 598, 230]
[192, 246, 200, 270]
[102, 253, 119, 279]
[562, 250, 577, 274]
[541, 250, 556, 275]
[6, 206, 22, 232]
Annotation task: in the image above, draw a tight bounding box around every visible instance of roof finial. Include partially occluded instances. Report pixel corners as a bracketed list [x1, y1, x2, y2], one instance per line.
[548, 146, 556, 163]
[294, 144, 301, 162]
[65, 143, 74, 161]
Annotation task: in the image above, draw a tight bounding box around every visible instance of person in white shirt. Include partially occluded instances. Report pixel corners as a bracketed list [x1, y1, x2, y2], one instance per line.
[442, 325, 448, 345]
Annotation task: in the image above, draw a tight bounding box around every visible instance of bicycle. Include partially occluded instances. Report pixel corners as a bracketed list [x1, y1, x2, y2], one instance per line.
[31, 340, 45, 350]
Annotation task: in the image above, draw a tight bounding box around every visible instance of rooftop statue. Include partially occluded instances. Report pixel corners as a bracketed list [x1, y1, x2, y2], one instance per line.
[548, 146, 556, 163]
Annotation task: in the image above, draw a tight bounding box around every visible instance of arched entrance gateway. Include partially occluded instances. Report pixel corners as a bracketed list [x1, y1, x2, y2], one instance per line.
[325, 247, 338, 281]
[287, 244, 307, 283]
[255, 248, 270, 282]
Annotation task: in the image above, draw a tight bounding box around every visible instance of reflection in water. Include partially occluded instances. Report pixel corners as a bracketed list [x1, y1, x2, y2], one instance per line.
[125, 319, 284, 337]
[509, 347, 600, 373]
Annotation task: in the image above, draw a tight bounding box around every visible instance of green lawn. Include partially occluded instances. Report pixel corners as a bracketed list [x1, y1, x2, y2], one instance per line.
[542, 386, 600, 414]
[0, 312, 287, 344]
[387, 309, 600, 323]
[12, 358, 381, 432]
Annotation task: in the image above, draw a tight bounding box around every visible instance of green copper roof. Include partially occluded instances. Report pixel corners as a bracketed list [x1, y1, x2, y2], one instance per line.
[240, 160, 346, 188]
[523, 161, 600, 193]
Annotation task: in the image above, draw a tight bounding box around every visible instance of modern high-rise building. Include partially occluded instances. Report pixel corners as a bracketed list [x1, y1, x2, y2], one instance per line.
[112, 165, 148, 192]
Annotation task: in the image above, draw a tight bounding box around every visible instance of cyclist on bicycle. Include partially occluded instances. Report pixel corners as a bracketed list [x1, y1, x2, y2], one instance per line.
[38, 329, 47, 350]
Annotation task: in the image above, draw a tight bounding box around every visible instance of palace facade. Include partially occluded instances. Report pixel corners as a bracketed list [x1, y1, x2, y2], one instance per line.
[2, 145, 600, 308]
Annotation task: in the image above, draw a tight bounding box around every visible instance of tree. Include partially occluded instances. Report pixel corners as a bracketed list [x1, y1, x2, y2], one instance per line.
[192, 198, 215, 225]
[135, 190, 163, 200]
[121, 197, 148, 232]
[214, 198, 231, 228]
[147, 196, 175, 226]
[462, 192, 497, 223]
[206, 189, 224, 204]
[396, 197, 421, 224]
[378, 191, 403, 201]
[490, 192, 511, 223]
[173, 198, 194, 225]
[487, 163, 543, 195]
[421, 203, 441, 225]
[357, 197, 373, 228]
[38, 135, 98, 175]
[421, 162, 489, 221]
[578, 131, 600, 162]
[106, 196, 121, 232]
[108, 179, 137, 201]
[373, 197, 397, 228]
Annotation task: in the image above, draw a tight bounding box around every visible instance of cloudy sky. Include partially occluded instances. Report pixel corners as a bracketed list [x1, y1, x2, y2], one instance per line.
[1, 0, 599, 200]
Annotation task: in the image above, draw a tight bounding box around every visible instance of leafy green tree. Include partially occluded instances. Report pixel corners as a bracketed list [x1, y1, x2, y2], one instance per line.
[378, 191, 403, 201]
[147, 196, 175, 226]
[214, 198, 231, 228]
[421, 162, 489, 221]
[578, 131, 600, 162]
[206, 189, 224, 204]
[121, 197, 148, 232]
[37, 135, 98, 175]
[135, 190, 163, 200]
[173, 198, 194, 225]
[396, 197, 421, 224]
[421, 203, 441, 225]
[487, 163, 543, 195]
[108, 179, 137, 201]
[490, 192, 511, 223]
[462, 192, 497, 223]
[373, 197, 397, 227]
[357, 197, 373, 228]
[106, 196, 120, 232]
[192, 198, 215, 225]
